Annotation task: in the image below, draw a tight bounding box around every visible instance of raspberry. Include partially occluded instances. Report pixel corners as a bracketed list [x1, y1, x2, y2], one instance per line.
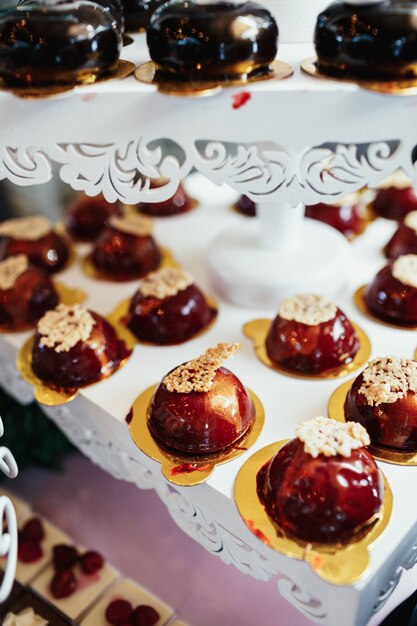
[53, 544, 79, 571]
[18, 540, 43, 563]
[105, 599, 134, 625]
[22, 517, 45, 542]
[131, 605, 160, 626]
[80, 550, 104, 574]
[50, 569, 77, 599]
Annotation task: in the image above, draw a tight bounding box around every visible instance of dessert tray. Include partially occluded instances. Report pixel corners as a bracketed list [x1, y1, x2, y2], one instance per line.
[1, 30, 417, 626]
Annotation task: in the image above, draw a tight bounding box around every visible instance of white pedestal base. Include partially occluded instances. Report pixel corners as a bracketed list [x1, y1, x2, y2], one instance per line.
[207, 206, 352, 310]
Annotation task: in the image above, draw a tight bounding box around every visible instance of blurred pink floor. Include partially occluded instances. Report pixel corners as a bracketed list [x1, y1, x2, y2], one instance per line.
[5, 452, 417, 626]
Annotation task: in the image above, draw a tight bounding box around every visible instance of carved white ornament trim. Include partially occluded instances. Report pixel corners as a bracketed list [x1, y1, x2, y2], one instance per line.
[373, 541, 417, 613]
[0, 416, 18, 603]
[278, 577, 327, 621]
[0, 140, 411, 205]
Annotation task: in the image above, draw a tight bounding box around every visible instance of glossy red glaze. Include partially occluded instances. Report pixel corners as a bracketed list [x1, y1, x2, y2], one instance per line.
[0, 231, 70, 275]
[305, 202, 364, 239]
[91, 226, 161, 281]
[265, 307, 359, 374]
[372, 186, 417, 220]
[345, 373, 417, 450]
[31, 311, 131, 391]
[126, 284, 216, 344]
[136, 183, 194, 217]
[364, 264, 417, 325]
[0, 266, 58, 331]
[148, 366, 255, 454]
[384, 223, 417, 259]
[64, 195, 123, 242]
[257, 438, 383, 543]
[234, 195, 257, 217]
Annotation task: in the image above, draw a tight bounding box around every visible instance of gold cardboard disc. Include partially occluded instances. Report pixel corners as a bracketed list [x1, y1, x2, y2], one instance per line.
[128, 384, 265, 486]
[107, 293, 218, 347]
[16, 317, 134, 407]
[234, 440, 393, 585]
[243, 318, 371, 380]
[354, 285, 417, 330]
[328, 379, 417, 465]
[0, 280, 85, 334]
[135, 60, 293, 97]
[301, 57, 417, 96]
[5, 60, 135, 100]
[82, 246, 178, 282]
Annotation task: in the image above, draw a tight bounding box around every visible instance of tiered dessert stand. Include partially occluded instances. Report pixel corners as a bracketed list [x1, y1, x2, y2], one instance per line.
[1, 12, 417, 626]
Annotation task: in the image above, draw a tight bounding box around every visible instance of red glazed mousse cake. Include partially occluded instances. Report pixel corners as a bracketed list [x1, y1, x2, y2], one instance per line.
[385, 211, 417, 259]
[0, 254, 58, 331]
[126, 267, 216, 344]
[31, 303, 131, 391]
[265, 293, 360, 374]
[257, 416, 383, 543]
[305, 193, 365, 240]
[0, 215, 70, 275]
[148, 343, 255, 454]
[345, 356, 417, 451]
[64, 195, 123, 242]
[364, 254, 417, 325]
[136, 180, 194, 217]
[91, 214, 161, 280]
[371, 171, 417, 220]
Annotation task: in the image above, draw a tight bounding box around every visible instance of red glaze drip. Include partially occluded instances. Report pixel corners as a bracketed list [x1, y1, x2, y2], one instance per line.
[31, 311, 131, 391]
[344, 373, 417, 451]
[364, 263, 417, 325]
[91, 226, 161, 281]
[126, 284, 216, 345]
[305, 202, 364, 239]
[232, 91, 251, 109]
[148, 366, 255, 454]
[136, 183, 194, 217]
[234, 195, 257, 217]
[384, 223, 417, 259]
[64, 195, 123, 242]
[0, 266, 58, 331]
[0, 231, 70, 275]
[265, 307, 359, 374]
[372, 186, 417, 220]
[170, 462, 212, 475]
[257, 438, 383, 544]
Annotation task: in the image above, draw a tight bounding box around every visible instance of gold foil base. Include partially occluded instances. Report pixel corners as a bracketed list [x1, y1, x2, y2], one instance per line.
[328, 379, 417, 465]
[16, 315, 135, 407]
[108, 293, 218, 347]
[135, 60, 293, 97]
[128, 384, 265, 486]
[354, 285, 417, 330]
[4, 60, 136, 100]
[0, 281, 86, 334]
[301, 57, 417, 96]
[82, 246, 178, 282]
[234, 440, 393, 584]
[243, 318, 371, 380]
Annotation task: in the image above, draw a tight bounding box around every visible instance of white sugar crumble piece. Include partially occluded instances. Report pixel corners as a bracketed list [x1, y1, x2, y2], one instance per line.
[358, 356, 417, 406]
[4, 608, 48, 626]
[0, 254, 29, 290]
[37, 303, 96, 353]
[0, 216, 51, 241]
[296, 416, 370, 458]
[278, 293, 337, 326]
[109, 214, 154, 237]
[392, 255, 417, 288]
[139, 267, 193, 299]
[163, 342, 240, 393]
[375, 169, 412, 190]
[404, 211, 417, 235]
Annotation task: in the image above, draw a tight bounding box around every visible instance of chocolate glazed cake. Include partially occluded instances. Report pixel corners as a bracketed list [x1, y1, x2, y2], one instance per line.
[315, 0, 417, 80]
[147, 0, 279, 82]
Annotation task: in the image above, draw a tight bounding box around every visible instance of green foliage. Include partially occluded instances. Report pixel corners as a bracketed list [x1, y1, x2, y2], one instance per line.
[0, 387, 74, 471]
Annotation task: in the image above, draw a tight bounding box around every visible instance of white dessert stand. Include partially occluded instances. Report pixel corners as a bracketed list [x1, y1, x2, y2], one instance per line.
[0, 417, 18, 603]
[1, 34, 417, 626]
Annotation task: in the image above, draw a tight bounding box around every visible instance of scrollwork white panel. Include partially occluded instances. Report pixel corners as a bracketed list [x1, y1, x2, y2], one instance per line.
[278, 577, 327, 622]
